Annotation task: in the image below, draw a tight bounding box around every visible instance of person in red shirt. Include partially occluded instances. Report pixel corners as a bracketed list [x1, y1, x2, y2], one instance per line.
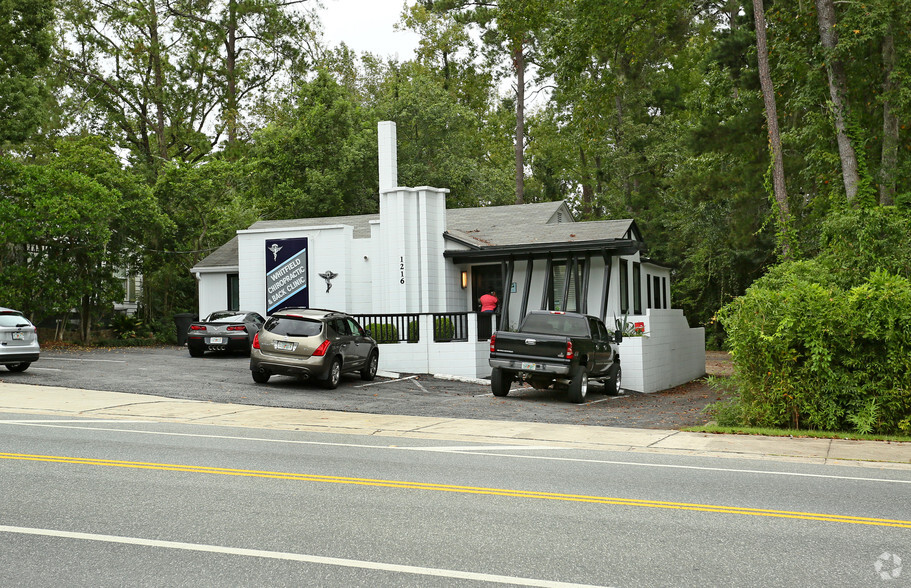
[479, 290, 498, 313]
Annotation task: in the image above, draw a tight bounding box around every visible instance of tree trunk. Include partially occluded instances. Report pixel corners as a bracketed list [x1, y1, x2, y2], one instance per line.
[513, 43, 525, 205]
[225, 0, 239, 151]
[753, 0, 791, 259]
[579, 146, 593, 217]
[815, 0, 861, 202]
[879, 28, 897, 206]
[149, 0, 169, 163]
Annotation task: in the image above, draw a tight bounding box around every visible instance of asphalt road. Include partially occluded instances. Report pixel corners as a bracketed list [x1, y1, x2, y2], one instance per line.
[5, 346, 719, 429]
[2, 414, 909, 587]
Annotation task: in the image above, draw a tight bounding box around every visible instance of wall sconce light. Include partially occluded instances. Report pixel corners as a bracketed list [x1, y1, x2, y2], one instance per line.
[460, 270, 468, 289]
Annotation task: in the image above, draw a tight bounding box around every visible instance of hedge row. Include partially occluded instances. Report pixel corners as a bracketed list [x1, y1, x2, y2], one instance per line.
[718, 267, 911, 434]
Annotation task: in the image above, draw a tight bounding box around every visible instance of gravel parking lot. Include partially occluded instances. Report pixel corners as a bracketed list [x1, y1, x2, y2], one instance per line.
[2, 345, 726, 429]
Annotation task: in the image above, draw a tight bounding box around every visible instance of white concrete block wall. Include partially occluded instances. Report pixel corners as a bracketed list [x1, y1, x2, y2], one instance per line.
[196, 273, 228, 318]
[349, 239, 375, 314]
[237, 226, 359, 316]
[618, 309, 706, 393]
[445, 264, 468, 311]
[378, 188, 427, 313]
[307, 227, 353, 312]
[415, 187, 449, 313]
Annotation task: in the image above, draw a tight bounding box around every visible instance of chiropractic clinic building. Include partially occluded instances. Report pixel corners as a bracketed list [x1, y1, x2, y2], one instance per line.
[191, 122, 705, 391]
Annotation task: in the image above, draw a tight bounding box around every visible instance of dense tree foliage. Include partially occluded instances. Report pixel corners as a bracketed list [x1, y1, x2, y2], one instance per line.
[1, 0, 909, 382]
[0, 0, 54, 146]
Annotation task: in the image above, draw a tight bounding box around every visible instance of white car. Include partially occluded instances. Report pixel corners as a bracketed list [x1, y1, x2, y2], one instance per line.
[0, 307, 40, 372]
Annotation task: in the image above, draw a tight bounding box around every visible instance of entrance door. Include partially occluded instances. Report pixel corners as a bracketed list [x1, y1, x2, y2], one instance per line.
[471, 265, 503, 312]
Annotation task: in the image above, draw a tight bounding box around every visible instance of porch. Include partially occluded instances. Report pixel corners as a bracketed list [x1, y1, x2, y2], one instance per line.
[354, 309, 706, 392]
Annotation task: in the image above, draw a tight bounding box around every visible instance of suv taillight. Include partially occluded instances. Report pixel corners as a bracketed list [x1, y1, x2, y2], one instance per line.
[252, 333, 260, 349]
[312, 340, 331, 356]
[489, 333, 496, 353]
[566, 340, 574, 360]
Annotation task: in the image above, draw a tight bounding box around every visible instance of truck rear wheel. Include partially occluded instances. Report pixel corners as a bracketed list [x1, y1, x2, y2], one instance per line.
[491, 368, 513, 397]
[567, 368, 588, 403]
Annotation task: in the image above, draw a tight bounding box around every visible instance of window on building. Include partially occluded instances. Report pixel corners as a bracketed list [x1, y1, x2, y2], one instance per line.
[123, 274, 137, 303]
[653, 275, 662, 309]
[633, 262, 642, 314]
[662, 276, 668, 309]
[646, 274, 652, 309]
[619, 259, 629, 314]
[227, 274, 240, 311]
[551, 259, 585, 312]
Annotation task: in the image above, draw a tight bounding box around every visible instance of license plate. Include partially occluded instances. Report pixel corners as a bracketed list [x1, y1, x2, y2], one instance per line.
[275, 341, 295, 351]
[208, 337, 224, 344]
[521, 362, 537, 370]
[12, 332, 24, 340]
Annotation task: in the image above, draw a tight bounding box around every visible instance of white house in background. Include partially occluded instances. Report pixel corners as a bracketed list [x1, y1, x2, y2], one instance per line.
[191, 121, 705, 392]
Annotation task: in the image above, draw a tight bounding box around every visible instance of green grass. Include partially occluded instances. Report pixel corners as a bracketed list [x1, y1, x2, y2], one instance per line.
[683, 424, 911, 443]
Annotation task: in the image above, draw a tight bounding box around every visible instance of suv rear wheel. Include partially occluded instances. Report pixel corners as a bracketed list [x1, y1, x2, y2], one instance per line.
[360, 351, 378, 381]
[322, 357, 342, 389]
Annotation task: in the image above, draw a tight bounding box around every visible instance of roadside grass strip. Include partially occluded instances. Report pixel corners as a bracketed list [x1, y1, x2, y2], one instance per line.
[3, 452, 911, 529]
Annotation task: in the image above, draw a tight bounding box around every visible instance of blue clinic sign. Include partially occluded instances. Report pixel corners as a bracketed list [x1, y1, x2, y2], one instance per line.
[265, 237, 309, 313]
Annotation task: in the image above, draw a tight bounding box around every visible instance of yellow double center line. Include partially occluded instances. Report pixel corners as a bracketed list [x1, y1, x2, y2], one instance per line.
[4, 451, 910, 529]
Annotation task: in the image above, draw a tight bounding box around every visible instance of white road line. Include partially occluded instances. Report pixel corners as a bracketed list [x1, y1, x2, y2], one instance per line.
[23, 367, 62, 372]
[40, 357, 127, 363]
[355, 375, 418, 388]
[583, 397, 625, 405]
[0, 525, 610, 588]
[412, 379, 429, 394]
[2, 420, 908, 485]
[402, 445, 562, 452]
[2, 420, 151, 424]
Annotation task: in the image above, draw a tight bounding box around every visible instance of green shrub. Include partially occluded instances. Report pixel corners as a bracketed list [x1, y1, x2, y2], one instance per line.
[719, 267, 911, 434]
[109, 314, 148, 339]
[434, 317, 455, 341]
[407, 320, 419, 343]
[365, 323, 398, 344]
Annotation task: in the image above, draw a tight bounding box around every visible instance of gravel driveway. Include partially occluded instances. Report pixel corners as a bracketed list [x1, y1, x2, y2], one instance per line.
[2, 345, 727, 429]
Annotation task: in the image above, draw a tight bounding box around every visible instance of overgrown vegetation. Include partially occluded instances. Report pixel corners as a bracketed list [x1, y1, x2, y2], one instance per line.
[714, 208, 911, 435]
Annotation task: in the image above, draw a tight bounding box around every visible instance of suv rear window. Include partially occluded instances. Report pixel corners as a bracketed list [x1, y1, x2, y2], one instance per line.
[264, 316, 322, 337]
[0, 315, 29, 328]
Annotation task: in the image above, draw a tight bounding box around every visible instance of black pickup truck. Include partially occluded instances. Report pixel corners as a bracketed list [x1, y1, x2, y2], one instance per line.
[488, 310, 622, 403]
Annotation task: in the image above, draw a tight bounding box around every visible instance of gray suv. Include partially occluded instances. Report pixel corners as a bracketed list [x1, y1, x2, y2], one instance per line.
[250, 308, 379, 389]
[0, 307, 40, 372]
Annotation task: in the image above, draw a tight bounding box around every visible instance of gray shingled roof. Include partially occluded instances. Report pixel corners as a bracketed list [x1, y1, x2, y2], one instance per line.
[248, 213, 379, 238]
[445, 217, 637, 248]
[193, 237, 239, 271]
[192, 200, 638, 271]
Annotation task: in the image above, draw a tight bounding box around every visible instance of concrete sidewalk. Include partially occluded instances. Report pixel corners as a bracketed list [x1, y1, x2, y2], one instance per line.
[2, 382, 910, 470]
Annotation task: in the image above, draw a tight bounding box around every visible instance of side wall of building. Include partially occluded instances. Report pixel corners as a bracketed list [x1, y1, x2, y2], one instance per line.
[197, 272, 229, 318]
[237, 225, 360, 316]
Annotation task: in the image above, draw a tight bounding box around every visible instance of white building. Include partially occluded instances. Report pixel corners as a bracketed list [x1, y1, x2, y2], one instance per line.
[191, 121, 705, 391]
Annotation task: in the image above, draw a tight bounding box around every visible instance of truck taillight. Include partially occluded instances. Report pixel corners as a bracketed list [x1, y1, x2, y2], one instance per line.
[490, 333, 496, 353]
[566, 340, 574, 359]
[252, 333, 260, 349]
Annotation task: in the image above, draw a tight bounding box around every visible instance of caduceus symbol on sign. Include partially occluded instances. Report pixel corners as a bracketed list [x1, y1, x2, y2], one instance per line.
[269, 243, 282, 261]
[318, 270, 338, 293]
